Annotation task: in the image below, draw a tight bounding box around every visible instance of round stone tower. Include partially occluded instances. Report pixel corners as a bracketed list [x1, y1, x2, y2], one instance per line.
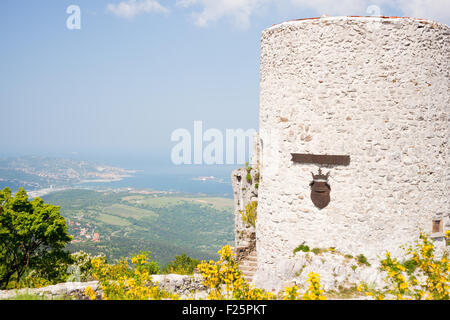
[254, 16, 449, 291]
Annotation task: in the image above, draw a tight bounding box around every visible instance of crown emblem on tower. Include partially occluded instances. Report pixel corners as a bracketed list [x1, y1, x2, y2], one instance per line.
[311, 168, 330, 181]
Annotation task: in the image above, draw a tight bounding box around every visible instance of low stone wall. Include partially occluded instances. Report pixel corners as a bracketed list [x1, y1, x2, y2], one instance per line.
[0, 281, 99, 300]
[151, 274, 208, 299]
[0, 275, 208, 300]
[258, 250, 385, 293]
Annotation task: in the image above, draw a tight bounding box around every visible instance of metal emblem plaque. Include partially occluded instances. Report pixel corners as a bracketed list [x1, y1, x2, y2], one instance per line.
[309, 168, 331, 209]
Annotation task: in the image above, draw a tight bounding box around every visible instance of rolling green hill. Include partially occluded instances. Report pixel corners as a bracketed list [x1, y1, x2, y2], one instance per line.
[42, 189, 235, 267]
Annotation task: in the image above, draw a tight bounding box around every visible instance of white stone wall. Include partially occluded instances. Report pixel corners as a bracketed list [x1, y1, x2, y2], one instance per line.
[232, 167, 258, 249]
[255, 16, 449, 291]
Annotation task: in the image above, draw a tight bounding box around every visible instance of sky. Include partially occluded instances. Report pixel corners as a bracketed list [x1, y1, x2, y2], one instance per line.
[0, 0, 448, 171]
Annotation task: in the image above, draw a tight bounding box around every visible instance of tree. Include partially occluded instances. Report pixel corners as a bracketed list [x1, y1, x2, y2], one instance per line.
[164, 253, 200, 275]
[0, 187, 72, 289]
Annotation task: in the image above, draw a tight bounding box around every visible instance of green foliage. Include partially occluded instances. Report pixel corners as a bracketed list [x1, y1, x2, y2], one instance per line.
[67, 251, 106, 282]
[17, 250, 73, 288]
[356, 254, 371, 266]
[132, 251, 160, 275]
[293, 243, 310, 254]
[401, 259, 419, 276]
[0, 187, 72, 289]
[311, 248, 323, 255]
[42, 190, 234, 266]
[86, 252, 178, 300]
[246, 173, 252, 184]
[360, 232, 449, 300]
[240, 201, 257, 228]
[163, 253, 200, 275]
[254, 171, 260, 184]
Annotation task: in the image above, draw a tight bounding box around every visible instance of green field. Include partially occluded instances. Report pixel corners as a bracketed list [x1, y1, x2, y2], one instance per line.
[97, 213, 131, 226]
[42, 189, 235, 267]
[103, 204, 158, 220]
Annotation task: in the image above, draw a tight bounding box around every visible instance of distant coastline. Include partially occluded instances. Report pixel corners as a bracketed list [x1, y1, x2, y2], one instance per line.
[1, 156, 234, 198]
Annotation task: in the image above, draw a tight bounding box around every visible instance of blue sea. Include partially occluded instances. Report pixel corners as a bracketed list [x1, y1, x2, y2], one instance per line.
[77, 171, 235, 198]
[73, 154, 242, 197]
[0, 152, 244, 197]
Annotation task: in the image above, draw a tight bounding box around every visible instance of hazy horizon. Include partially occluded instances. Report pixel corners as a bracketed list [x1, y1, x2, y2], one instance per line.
[1, 1, 448, 169]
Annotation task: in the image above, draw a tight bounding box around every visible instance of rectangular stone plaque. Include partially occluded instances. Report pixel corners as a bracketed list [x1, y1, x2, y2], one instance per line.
[291, 153, 350, 166]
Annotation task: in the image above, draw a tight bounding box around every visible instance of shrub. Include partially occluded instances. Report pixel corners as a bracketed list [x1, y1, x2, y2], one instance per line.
[240, 201, 257, 228]
[85, 250, 173, 300]
[401, 259, 419, 276]
[284, 273, 326, 300]
[360, 232, 449, 300]
[132, 251, 160, 275]
[293, 243, 310, 254]
[163, 253, 200, 275]
[199, 245, 326, 300]
[356, 254, 371, 266]
[198, 245, 275, 300]
[302, 273, 326, 300]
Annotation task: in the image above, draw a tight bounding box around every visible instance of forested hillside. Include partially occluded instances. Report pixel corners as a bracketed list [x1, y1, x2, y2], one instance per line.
[42, 189, 235, 266]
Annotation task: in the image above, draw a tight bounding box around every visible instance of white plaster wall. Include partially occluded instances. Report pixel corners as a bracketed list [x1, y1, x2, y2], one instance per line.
[255, 16, 449, 291]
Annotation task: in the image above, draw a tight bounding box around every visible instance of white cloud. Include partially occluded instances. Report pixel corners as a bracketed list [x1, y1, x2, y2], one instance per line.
[289, 0, 370, 16]
[107, 0, 169, 19]
[176, 0, 270, 28]
[395, 0, 450, 23]
[176, 0, 198, 8]
[175, 0, 450, 28]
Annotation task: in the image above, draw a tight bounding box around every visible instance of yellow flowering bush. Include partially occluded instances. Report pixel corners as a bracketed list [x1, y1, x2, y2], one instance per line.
[361, 232, 449, 300]
[83, 245, 331, 300]
[19, 275, 52, 289]
[84, 286, 97, 300]
[240, 201, 257, 228]
[283, 285, 300, 300]
[199, 245, 327, 300]
[84, 252, 177, 300]
[198, 245, 274, 300]
[283, 274, 326, 300]
[302, 272, 327, 300]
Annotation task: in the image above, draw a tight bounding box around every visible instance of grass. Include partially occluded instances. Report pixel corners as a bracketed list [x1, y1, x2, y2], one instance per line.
[6, 291, 71, 300]
[122, 196, 184, 209]
[97, 213, 131, 226]
[311, 248, 329, 255]
[121, 196, 233, 211]
[103, 204, 158, 220]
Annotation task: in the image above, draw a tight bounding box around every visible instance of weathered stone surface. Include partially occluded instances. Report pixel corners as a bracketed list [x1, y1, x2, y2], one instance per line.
[151, 274, 208, 299]
[253, 16, 449, 291]
[232, 164, 259, 282]
[257, 251, 386, 293]
[0, 281, 99, 300]
[0, 275, 209, 300]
